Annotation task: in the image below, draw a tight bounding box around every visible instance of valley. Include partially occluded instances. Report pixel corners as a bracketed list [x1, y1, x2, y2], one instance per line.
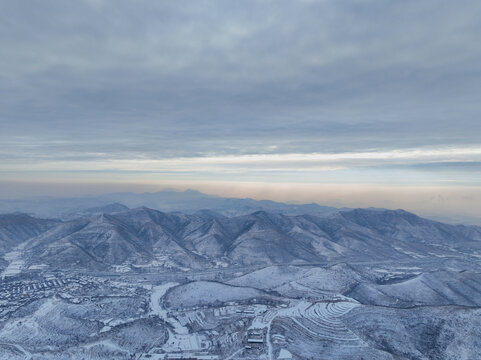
[0, 207, 480, 359]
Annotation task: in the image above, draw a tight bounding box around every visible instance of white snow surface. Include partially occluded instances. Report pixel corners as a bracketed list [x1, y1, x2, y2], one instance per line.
[150, 282, 189, 334]
[164, 281, 266, 307]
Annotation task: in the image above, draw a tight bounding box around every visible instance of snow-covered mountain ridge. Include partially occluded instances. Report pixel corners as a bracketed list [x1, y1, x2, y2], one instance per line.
[1, 207, 480, 272]
[1, 207, 481, 359]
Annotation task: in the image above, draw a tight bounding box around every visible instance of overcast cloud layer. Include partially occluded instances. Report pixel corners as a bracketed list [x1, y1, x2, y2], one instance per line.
[1, 1, 480, 216]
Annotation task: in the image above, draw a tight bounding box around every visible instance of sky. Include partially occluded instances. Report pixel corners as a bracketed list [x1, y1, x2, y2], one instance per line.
[1, 0, 480, 219]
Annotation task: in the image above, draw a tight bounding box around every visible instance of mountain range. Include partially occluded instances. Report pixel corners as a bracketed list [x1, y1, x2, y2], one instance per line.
[0, 189, 337, 219]
[1, 207, 480, 273]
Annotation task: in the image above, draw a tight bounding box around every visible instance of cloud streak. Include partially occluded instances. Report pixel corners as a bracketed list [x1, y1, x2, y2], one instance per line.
[1, 146, 480, 189]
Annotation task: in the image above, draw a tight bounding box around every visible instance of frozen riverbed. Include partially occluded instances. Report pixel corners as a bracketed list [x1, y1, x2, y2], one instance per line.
[150, 282, 189, 334]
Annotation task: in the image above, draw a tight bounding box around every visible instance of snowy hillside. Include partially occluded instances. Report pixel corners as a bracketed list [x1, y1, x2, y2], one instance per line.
[1, 207, 479, 273]
[0, 207, 480, 359]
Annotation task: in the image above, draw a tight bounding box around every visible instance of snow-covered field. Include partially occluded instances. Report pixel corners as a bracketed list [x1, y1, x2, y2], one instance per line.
[164, 280, 268, 308]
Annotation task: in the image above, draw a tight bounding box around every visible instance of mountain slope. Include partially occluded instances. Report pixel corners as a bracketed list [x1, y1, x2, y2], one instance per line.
[0, 214, 59, 253]
[5, 207, 478, 272]
[347, 270, 481, 307]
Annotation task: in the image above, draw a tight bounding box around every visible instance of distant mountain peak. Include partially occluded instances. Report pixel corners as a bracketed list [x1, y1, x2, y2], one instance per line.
[84, 203, 129, 214]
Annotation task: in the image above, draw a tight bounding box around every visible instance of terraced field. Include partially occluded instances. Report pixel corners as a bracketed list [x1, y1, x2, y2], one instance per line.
[294, 301, 363, 344]
[269, 300, 392, 359]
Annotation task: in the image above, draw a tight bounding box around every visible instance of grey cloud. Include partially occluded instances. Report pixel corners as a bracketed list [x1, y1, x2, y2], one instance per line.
[0, 0, 480, 167]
